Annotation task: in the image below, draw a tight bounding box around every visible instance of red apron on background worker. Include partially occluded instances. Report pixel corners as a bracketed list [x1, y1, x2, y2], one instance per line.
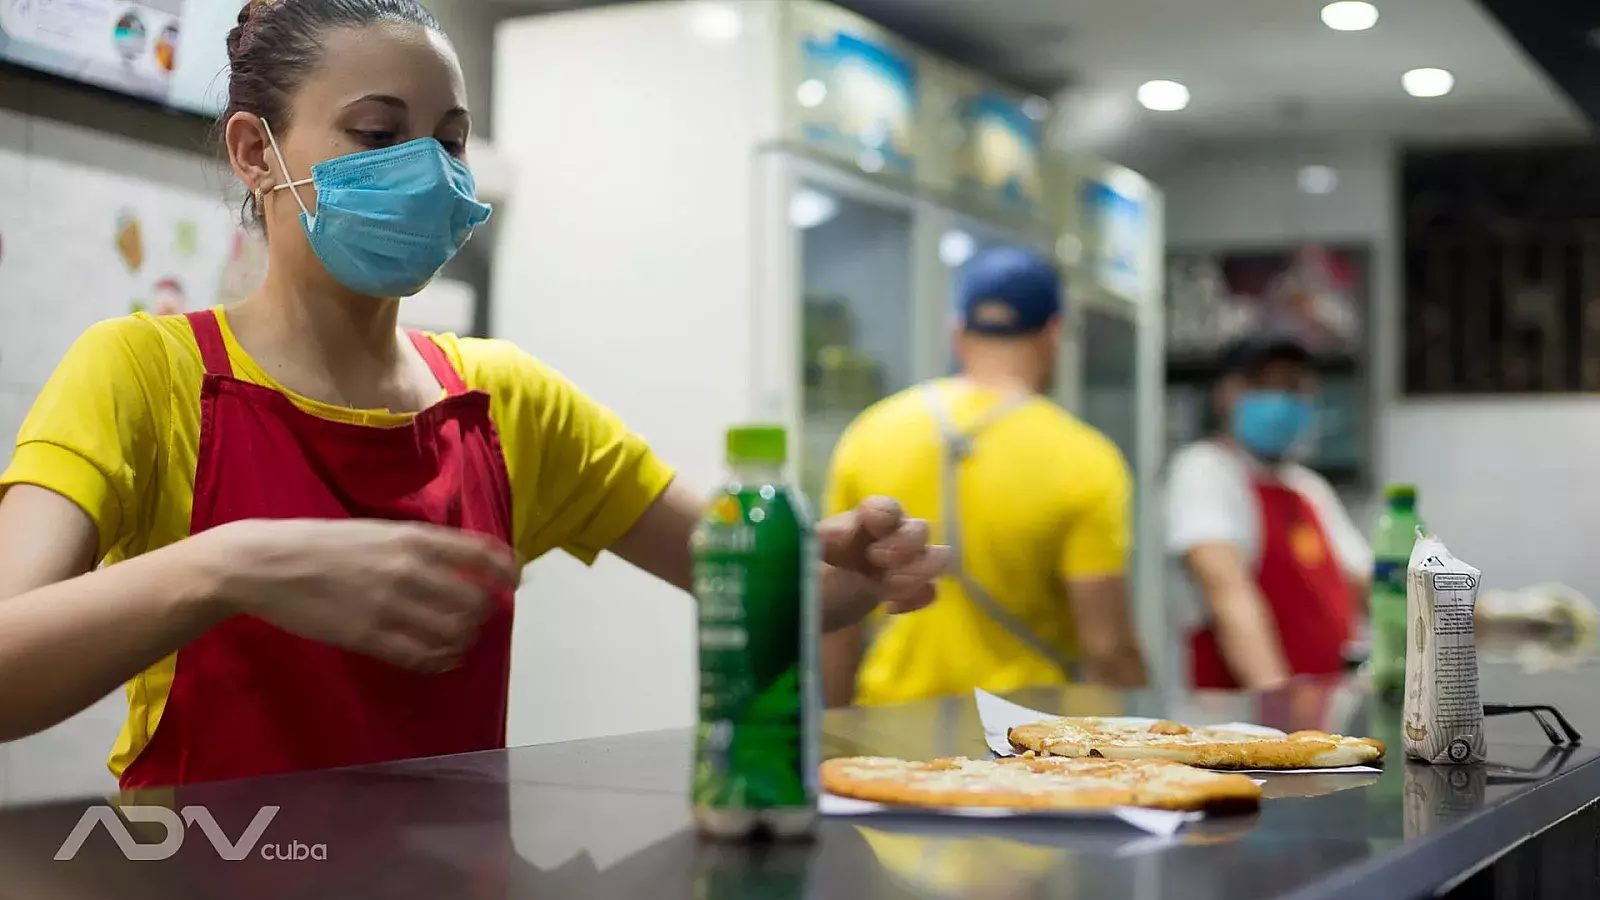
[1165, 332, 1372, 690]
[0, 0, 947, 790]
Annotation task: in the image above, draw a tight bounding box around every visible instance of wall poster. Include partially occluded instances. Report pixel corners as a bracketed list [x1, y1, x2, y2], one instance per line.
[791, 21, 918, 176]
[1080, 177, 1151, 301]
[951, 90, 1044, 214]
[0, 122, 262, 399]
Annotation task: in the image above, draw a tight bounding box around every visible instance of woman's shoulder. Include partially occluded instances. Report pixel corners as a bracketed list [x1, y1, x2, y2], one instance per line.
[431, 334, 567, 396]
[60, 312, 195, 378]
[73, 310, 178, 345]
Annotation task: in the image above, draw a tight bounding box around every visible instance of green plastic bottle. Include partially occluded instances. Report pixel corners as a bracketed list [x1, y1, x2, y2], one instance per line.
[691, 425, 819, 841]
[1370, 485, 1424, 696]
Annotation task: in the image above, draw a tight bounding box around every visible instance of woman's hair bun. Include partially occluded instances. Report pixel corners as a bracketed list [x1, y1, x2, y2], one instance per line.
[228, 0, 285, 62]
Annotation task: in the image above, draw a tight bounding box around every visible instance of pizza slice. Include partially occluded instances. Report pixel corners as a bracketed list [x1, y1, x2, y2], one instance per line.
[821, 756, 1262, 814]
[1007, 717, 1384, 769]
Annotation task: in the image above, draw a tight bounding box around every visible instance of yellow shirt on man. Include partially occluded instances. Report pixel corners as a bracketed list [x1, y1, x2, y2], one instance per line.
[0, 310, 674, 777]
[825, 378, 1131, 706]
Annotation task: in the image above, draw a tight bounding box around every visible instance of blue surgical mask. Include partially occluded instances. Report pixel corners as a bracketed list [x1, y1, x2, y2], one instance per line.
[263, 120, 493, 298]
[1231, 390, 1315, 460]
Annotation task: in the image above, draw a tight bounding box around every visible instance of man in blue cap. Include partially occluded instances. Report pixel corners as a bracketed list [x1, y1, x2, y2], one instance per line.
[821, 246, 1148, 708]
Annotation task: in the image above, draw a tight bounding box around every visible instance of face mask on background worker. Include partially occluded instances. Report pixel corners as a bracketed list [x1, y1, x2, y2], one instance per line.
[1230, 390, 1316, 462]
[262, 119, 493, 299]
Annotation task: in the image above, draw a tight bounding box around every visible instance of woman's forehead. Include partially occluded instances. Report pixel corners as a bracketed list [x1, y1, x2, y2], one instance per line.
[296, 23, 467, 113]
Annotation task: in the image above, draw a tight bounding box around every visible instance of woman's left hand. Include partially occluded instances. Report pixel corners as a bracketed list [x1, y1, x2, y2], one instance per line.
[816, 496, 950, 633]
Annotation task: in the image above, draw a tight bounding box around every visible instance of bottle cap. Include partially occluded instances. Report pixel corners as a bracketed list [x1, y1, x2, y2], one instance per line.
[727, 425, 787, 465]
[1385, 484, 1417, 504]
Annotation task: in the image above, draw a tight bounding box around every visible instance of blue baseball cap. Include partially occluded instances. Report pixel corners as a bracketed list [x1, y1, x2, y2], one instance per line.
[958, 247, 1062, 336]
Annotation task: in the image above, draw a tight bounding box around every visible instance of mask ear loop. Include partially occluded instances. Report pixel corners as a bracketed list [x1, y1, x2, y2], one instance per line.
[259, 118, 315, 223]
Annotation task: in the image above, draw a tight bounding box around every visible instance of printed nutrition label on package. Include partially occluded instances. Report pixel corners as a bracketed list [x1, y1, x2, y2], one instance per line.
[1432, 589, 1482, 728]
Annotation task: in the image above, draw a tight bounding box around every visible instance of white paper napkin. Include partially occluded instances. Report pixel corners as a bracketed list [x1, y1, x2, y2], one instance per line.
[974, 689, 1381, 774]
[819, 792, 1201, 837]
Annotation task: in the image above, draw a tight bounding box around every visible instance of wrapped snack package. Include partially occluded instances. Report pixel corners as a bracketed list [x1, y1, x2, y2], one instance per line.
[1403, 532, 1487, 764]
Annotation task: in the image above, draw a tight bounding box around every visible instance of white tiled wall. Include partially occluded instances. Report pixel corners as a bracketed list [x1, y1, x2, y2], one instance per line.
[0, 695, 122, 805]
[0, 383, 123, 803]
[0, 389, 27, 457]
[1383, 399, 1600, 595]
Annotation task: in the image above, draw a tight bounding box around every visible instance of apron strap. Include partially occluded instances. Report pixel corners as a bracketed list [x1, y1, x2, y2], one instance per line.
[185, 310, 234, 378]
[406, 330, 468, 396]
[921, 384, 1073, 675]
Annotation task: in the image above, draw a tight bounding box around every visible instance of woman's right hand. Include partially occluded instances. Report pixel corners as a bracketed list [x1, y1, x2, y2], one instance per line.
[196, 518, 520, 673]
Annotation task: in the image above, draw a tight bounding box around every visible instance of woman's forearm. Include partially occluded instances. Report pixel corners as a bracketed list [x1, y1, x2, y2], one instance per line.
[0, 539, 231, 742]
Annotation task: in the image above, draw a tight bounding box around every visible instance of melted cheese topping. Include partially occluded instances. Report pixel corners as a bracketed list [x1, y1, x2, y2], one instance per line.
[1034, 719, 1361, 749]
[833, 757, 1234, 796]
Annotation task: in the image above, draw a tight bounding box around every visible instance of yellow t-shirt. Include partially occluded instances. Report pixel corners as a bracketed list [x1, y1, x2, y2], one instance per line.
[0, 310, 675, 777]
[825, 379, 1131, 707]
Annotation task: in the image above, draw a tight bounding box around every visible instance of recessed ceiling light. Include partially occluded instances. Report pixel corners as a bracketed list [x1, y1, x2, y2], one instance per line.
[939, 230, 976, 268]
[1298, 165, 1339, 194]
[1136, 80, 1190, 112]
[857, 149, 886, 173]
[1402, 67, 1454, 98]
[686, 2, 742, 43]
[796, 79, 827, 108]
[789, 188, 838, 230]
[1321, 1, 1378, 32]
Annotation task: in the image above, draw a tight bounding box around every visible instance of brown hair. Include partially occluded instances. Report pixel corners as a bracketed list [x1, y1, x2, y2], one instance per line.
[223, 0, 444, 222]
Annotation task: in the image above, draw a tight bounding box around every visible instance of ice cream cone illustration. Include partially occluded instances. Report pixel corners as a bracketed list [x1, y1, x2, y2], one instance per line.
[115, 210, 144, 274]
[174, 220, 199, 258]
[151, 277, 186, 315]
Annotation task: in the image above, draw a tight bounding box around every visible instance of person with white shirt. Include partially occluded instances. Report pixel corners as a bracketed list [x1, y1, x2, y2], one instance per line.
[1165, 332, 1371, 690]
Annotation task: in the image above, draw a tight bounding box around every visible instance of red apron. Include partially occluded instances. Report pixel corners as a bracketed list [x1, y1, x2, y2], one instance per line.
[120, 309, 516, 789]
[1189, 473, 1353, 689]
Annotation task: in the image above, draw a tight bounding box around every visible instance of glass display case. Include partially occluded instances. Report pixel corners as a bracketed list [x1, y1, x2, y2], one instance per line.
[1081, 305, 1139, 465]
[793, 174, 916, 510]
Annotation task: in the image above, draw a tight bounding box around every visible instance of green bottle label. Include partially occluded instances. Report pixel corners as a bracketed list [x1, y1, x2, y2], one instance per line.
[1373, 560, 1406, 593]
[692, 486, 816, 810]
[1370, 559, 1410, 692]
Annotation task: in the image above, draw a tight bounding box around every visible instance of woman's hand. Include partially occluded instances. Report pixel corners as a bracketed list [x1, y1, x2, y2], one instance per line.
[816, 497, 950, 632]
[198, 518, 520, 673]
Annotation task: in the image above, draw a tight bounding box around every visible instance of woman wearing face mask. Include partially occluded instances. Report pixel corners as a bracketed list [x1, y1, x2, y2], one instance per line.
[1164, 332, 1372, 690]
[0, 0, 947, 789]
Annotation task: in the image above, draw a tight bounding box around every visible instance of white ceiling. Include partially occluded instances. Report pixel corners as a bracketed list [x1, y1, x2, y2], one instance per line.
[844, 0, 1587, 156]
[488, 0, 1588, 161]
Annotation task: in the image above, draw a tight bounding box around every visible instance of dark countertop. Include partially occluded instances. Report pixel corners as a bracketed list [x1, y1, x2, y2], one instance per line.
[0, 659, 1593, 900]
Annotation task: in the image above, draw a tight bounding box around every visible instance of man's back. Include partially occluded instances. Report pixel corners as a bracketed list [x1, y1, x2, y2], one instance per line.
[825, 378, 1132, 706]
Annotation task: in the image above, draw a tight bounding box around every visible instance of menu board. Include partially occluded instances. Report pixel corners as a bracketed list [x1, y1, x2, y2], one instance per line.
[789, 3, 918, 176]
[0, 0, 241, 115]
[1403, 146, 1600, 395]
